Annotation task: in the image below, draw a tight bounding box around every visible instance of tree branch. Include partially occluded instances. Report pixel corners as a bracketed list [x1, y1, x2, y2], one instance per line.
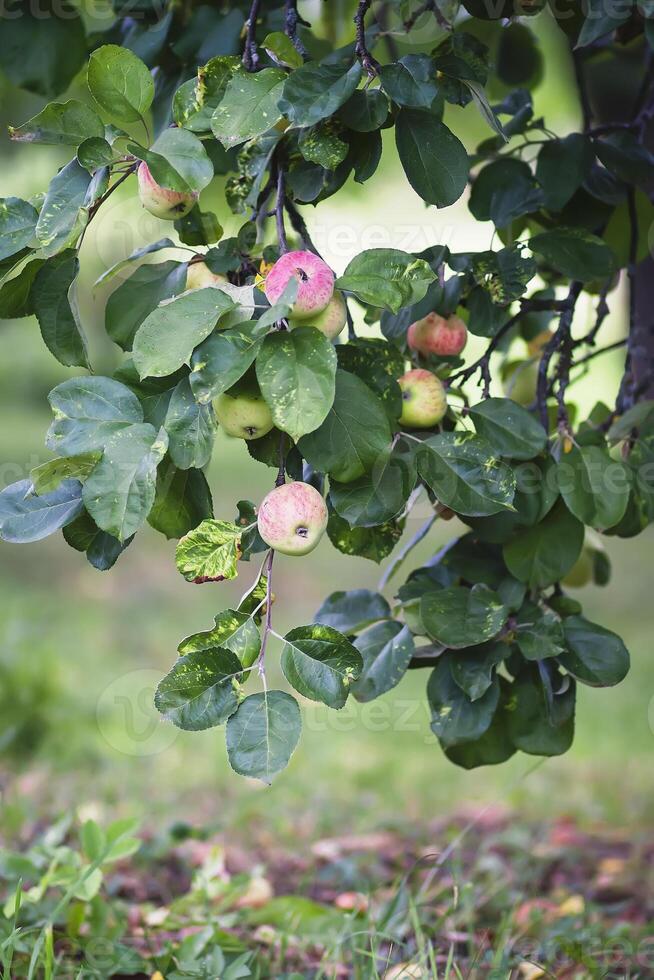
[284, 0, 307, 56]
[243, 0, 261, 71]
[536, 281, 583, 431]
[354, 0, 379, 78]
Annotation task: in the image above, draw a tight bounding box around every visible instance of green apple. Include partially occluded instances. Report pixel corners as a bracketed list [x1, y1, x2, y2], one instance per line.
[186, 261, 227, 291]
[398, 369, 447, 428]
[214, 383, 273, 440]
[137, 162, 198, 220]
[562, 547, 594, 588]
[502, 359, 539, 408]
[289, 290, 347, 340]
[257, 481, 328, 556]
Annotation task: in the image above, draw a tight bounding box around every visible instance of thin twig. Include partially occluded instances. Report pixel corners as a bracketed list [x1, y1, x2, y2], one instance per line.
[354, 0, 379, 77]
[284, 0, 307, 56]
[536, 282, 583, 431]
[243, 0, 261, 71]
[257, 550, 275, 678]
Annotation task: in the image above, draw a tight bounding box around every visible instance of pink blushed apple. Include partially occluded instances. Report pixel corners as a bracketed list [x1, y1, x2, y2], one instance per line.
[289, 290, 347, 340]
[186, 261, 227, 290]
[264, 250, 334, 319]
[137, 162, 198, 220]
[407, 313, 468, 357]
[398, 369, 447, 428]
[257, 481, 328, 556]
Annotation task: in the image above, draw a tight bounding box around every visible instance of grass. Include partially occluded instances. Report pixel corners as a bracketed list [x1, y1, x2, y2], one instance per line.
[1, 807, 651, 978]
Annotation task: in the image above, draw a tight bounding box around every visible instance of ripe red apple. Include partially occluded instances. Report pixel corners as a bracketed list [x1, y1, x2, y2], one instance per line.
[289, 290, 347, 340]
[257, 481, 328, 556]
[264, 249, 334, 319]
[186, 261, 227, 290]
[398, 369, 447, 428]
[407, 312, 468, 357]
[137, 162, 198, 220]
[214, 383, 273, 440]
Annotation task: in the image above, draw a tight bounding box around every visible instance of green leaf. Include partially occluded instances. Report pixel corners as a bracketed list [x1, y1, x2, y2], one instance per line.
[0, 197, 38, 260]
[395, 110, 469, 208]
[329, 447, 416, 527]
[175, 518, 242, 583]
[47, 376, 144, 455]
[147, 461, 213, 540]
[32, 251, 89, 368]
[560, 615, 629, 687]
[87, 44, 155, 124]
[281, 624, 363, 709]
[278, 59, 363, 128]
[515, 605, 565, 661]
[594, 131, 654, 189]
[155, 646, 242, 730]
[173, 55, 241, 132]
[262, 31, 304, 69]
[444, 688, 515, 769]
[10, 100, 105, 146]
[35, 158, 92, 258]
[0, 258, 45, 319]
[190, 320, 268, 404]
[557, 444, 630, 530]
[352, 622, 414, 702]
[178, 609, 260, 668]
[450, 641, 507, 701]
[469, 398, 547, 460]
[472, 245, 535, 304]
[30, 453, 101, 494]
[225, 690, 301, 783]
[314, 589, 391, 634]
[95, 237, 176, 285]
[77, 137, 116, 172]
[428, 655, 500, 747]
[338, 89, 388, 132]
[503, 499, 584, 588]
[336, 249, 436, 313]
[535, 134, 593, 211]
[163, 377, 215, 470]
[212, 67, 286, 148]
[81, 820, 106, 862]
[105, 260, 188, 351]
[576, 0, 632, 47]
[83, 424, 168, 540]
[298, 124, 348, 169]
[326, 510, 403, 563]
[418, 433, 516, 517]
[0, 0, 86, 99]
[0, 478, 83, 543]
[129, 128, 214, 193]
[421, 584, 507, 649]
[379, 56, 440, 108]
[132, 287, 235, 379]
[530, 227, 616, 282]
[63, 511, 132, 571]
[256, 326, 337, 442]
[468, 158, 543, 227]
[299, 370, 392, 482]
[507, 668, 575, 756]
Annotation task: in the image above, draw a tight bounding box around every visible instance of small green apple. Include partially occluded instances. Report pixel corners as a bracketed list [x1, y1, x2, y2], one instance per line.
[214, 383, 273, 440]
[562, 547, 594, 588]
[502, 359, 539, 408]
[257, 481, 328, 556]
[186, 261, 227, 291]
[398, 369, 447, 428]
[289, 290, 347, 340]
[137, 162, 198, 220]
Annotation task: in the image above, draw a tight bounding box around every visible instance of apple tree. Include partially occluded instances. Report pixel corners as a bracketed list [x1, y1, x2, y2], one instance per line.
[0, 0, 652, 781]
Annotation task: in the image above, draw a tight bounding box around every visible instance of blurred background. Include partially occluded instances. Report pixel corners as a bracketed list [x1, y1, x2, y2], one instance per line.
[0, 12, 651, 847]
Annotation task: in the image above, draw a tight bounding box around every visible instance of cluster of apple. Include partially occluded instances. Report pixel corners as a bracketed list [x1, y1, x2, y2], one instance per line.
[138, 166, 471, 559]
